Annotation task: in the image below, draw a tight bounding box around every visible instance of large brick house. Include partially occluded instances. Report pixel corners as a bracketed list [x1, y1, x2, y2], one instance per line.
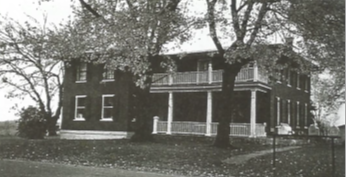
[60, 49, 313, 139]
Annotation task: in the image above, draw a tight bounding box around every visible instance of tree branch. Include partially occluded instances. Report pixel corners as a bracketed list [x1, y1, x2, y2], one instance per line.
[247, 2, 269, 46]
[206, 0, 225, 55]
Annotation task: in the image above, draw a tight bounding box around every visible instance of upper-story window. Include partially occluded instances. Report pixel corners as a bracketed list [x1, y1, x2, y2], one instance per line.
[197, 59, 210, 71]
[75, 95, 86, 121]
[304, 75, 309, 92]
[287, 69, 291, 86]
[296, 72, 300, 90]
[102, 66, 114, 81]
[76, 62, 87, 82]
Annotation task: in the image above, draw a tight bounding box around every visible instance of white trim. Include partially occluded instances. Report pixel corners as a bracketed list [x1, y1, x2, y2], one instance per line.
[60, 130, 134, 139]
[304, 103, 308, 127]
[206, 91, 213, 136]
[296, 101, 300, 126]
[102, 94, 115, 120]
[250, 90, 257, 137]
[167, 92, 173, 134]
[287, 100, 291, 125]
[76, 62, 87, 82]
[75, 95, 87, 121]
[276, 97, 280, 125]
[101, 79, 115, 82]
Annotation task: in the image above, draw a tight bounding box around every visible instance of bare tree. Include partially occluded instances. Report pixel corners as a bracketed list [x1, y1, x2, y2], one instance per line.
[0, 16, 64, 136]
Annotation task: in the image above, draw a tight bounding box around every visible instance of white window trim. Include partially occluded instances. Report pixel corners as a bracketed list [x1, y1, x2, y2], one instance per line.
[101, 94, 115, 121]
[74, 95, 87, 121]
[76, 63, 87, 83]
[102, 67, 115, 82]
[304, 103, 308, 128]
[296, 72, 300, 90]
[277, 97, 280, 125]
[287, 69, 291, 87]
[287, 100, 291, 125]
[296, 101, 300, 128]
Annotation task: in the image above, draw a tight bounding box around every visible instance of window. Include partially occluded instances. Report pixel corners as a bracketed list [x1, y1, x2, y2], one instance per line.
[75, 95, 86, 120]
[102, 95, 114, 120]
[304, 103, 308, 127]
[76, 62, 87, 82]
[296, 101, 300, 127]
[296, 73, 300, 89]
[197, 59, 210, 71]
[290, 71, 296, 88]
[287, 100, 291, 125]
[305, 76, 310, 92]
[287, 69, 291, 86]
[276, 97, 280, 125]
[102, 66, 114, 81]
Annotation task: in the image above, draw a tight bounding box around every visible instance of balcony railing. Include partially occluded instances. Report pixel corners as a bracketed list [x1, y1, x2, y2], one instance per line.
[153, 120, 267, 137]
[152, 68, 268, 86]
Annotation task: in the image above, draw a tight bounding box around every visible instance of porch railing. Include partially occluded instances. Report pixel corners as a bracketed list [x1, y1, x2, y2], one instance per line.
[153, 119, 267, 137]
[152, 67, 268, 86]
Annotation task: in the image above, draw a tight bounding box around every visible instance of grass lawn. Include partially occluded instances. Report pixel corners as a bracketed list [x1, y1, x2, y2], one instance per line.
[0, 135, 344, 177]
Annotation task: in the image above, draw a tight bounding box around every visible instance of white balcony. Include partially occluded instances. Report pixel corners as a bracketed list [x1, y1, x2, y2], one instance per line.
[151, 67, 268, 86]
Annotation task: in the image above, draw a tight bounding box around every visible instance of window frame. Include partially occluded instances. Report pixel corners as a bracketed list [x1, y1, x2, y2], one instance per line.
[76, 62, 87, 83]
[101, 94, 115, 121]
[102, 66, 115, 82]
[287, 69, 291, 87]
[296, 101, 300, 127]
[74, 95, 87, 121]
[276, 97, 280, 125]
[296, 72, 301, 90]
[304, 103, 308, 128]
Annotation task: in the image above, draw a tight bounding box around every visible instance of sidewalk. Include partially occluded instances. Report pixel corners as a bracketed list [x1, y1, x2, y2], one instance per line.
[0, 159, 186, 177]
[222, 146, 301, 165]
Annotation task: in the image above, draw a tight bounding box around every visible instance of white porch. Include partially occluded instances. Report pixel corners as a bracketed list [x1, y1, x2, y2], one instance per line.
[152, 120, 267, 137]
[151, 88, 268, 138]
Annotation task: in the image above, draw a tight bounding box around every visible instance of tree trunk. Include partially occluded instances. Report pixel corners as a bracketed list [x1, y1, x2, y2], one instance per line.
[46, 116, 58, 136]
[214, 64, 242, 148]
[130, 85, 154, 142]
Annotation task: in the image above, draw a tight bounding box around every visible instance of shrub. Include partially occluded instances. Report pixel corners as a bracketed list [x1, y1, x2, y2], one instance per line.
[17, 106, 46, 139]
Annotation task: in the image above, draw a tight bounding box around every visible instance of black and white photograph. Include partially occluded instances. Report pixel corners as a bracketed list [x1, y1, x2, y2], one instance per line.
[0, 0, 344, 176]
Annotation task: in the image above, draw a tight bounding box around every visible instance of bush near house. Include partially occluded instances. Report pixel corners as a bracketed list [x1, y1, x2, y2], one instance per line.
[17, 106, 46, 139]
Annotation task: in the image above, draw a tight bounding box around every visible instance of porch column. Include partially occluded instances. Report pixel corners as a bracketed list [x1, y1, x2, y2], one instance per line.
[206, 91, 213, 136]
[253, 61, 258, 82]
[167, 91, 173, 134]
[250, 89, 257, 137]
[208, 61, 213, 84]
[152, 116, 159, 134]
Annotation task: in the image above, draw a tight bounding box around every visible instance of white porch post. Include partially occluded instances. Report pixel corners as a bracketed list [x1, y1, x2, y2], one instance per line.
[208, 61, 213, 84]
[206, 91, 213, 136]
[152, 116, 159, 134]
[250, 89, 257, 137]
[167, 92, 173, 134]
[253, 61, 258, 82]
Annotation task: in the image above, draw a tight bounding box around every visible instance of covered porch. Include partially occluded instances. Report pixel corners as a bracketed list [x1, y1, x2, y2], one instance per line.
[150, 89, 270, 138]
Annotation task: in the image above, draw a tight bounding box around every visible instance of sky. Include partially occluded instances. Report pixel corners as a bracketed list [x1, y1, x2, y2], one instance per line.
[0, 0, 72, 121]
[0, 0, 344, 125]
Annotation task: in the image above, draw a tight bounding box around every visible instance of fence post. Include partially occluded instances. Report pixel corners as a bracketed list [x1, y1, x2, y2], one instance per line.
[152, 116, 159, 134]
[331, 137, 335, 177]
[272, 127, 278, 177]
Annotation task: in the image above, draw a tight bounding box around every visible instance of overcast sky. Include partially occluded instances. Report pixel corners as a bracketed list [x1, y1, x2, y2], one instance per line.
[0, 1, 344, 125]
[0, 0, 72, 121]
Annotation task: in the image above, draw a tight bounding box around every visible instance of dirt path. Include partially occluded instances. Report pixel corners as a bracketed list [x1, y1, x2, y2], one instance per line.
[222, 146, 301, 165]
